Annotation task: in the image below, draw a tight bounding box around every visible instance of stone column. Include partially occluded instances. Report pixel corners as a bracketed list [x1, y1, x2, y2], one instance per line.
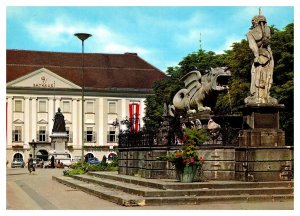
[24, 97, 30, 146]
[72, 98, 78, 147]
[30, 97, 37, 143]
[78, 98, 83, 148]
[48, 97, 54, 134]
[6, 96, 13, 147]
[98, 98, 104, 146]
[121, 99, 127, 119]
[55, 97, 60, 112]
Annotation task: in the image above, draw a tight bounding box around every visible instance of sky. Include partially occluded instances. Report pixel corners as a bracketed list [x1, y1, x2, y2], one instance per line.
[6, 6, 294, 72]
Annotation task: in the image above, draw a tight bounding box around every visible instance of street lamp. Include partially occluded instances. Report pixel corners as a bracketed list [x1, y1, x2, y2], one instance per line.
[74, 33, 92, 162]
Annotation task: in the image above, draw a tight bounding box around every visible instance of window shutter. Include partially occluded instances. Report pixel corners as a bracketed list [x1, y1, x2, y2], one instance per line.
[84, 131, 87, 142]
[12, 130, 16, 142]
[92, 132, 96, 142]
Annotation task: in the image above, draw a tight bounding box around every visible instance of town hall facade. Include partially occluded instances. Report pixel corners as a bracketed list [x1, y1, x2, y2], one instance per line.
[6, 49, 165, 163]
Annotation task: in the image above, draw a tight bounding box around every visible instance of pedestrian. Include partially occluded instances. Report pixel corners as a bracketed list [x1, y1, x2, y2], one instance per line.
[51, 155, 55, 168]
[27, 154, 34, 175]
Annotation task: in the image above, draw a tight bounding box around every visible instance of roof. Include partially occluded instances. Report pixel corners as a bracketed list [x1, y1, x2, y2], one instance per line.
[6, 49, 166, 90]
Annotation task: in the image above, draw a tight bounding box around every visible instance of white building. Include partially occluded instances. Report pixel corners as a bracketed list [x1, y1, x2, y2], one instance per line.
[6, 49, 165, 163]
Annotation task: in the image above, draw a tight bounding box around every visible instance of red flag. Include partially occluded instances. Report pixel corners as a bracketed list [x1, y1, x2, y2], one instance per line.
[129, 104, 133, 132]
[134, 104, 140, 133]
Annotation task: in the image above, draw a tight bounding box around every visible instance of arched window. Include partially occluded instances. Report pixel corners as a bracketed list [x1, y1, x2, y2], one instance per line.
[13, 153, 23, 160]
[85, 153, 94, 159]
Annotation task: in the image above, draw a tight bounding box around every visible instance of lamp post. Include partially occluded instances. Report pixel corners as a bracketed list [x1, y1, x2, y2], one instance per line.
[74, 33, 92, 162]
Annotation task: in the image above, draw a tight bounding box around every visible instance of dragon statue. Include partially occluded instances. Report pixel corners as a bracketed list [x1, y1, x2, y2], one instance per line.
[169, 67, 231, 117]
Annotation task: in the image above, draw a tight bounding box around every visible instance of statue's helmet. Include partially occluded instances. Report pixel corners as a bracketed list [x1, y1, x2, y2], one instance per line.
[252, 15, 267, 24]
[252, 8, 267, 25]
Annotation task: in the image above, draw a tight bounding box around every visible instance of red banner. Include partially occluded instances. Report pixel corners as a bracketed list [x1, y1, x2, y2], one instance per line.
[134, 104, 139, 133]
[129, 103, 140, 133]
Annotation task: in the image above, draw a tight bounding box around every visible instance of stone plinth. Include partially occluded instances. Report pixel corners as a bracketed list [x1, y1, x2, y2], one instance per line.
[240, 103, 284, 129]
[239, 103, 285, 147]
[50, 132, 69, 152]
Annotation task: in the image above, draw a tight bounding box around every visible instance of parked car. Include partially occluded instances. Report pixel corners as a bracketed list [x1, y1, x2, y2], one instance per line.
[87, 157, 101, 165]
[11, 158, 25, 168]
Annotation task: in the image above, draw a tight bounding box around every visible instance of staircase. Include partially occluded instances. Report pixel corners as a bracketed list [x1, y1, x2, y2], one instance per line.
[53, 171, 294, 206]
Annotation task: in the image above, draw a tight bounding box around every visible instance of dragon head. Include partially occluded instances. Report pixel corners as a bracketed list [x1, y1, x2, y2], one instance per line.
[207, 67, 231, 91]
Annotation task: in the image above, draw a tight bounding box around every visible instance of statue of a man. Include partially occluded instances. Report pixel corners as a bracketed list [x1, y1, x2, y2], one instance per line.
[52, 108, 66, 132]
[245, 9, 277, 104]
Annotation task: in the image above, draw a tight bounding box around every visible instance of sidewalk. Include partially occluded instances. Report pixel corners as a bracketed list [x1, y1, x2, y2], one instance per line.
[6, 167, 294, 210]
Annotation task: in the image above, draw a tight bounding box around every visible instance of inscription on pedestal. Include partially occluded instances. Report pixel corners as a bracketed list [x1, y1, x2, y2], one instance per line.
[254, 113, 277, 128]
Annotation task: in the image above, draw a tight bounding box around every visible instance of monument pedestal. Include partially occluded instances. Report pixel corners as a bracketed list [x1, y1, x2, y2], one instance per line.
[50, 132, 69, 154]
[236, 103, 293, 181]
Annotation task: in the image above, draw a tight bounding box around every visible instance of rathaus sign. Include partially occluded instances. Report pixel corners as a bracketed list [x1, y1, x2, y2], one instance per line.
[33, 76, 56, 88]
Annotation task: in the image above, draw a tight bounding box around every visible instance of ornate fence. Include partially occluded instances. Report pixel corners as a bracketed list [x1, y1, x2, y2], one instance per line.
[118, 126, 240, 148]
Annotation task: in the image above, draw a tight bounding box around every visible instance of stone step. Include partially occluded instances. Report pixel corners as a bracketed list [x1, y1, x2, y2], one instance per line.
[72, 174, 293, 197]
[88, 171, 294, 190]
[143, 194, 294, 206]
[52, 176, 146, 206]
[53, 175, 293, 206]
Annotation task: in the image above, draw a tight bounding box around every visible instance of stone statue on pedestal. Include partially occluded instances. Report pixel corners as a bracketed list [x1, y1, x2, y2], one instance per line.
[52, 108, 66, 133]
[245, 8, 278, 104]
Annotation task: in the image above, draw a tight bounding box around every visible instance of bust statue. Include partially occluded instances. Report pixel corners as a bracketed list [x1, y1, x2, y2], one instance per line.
[52, 108, 66, 132]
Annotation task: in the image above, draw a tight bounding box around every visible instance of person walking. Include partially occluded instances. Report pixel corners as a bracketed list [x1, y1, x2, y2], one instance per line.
[27, 154, 35, 175]
[51, 155, 55, 168]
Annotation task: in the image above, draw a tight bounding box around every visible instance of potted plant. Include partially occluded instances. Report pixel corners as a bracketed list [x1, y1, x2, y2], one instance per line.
[158, 127, 208, 183]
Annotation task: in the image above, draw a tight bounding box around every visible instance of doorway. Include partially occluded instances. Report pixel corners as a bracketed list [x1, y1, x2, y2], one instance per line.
[36, 149, 48, 161]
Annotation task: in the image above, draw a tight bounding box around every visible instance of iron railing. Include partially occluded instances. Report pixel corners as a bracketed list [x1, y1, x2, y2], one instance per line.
[118, 127, 240, 148]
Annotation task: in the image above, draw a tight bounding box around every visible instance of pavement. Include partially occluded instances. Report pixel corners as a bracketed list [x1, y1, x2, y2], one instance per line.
[6, 167, 294, 211]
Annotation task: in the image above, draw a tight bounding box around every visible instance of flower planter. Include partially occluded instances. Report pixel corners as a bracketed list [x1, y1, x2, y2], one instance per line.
[175, 163, 199, 183]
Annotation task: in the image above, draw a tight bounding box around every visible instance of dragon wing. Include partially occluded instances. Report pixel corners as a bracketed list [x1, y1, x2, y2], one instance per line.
[180, 70, 202, 98]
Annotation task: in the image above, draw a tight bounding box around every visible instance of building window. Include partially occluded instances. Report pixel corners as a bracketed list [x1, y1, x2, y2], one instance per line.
[107, 128, 118, 143]
[14, 100, 22, 112]
[62, 101, 70, 113]
[39, 101, 47, 112]
[108, 102, 117, 114]
[86, 101, 94, 113]
[12, 126, 22, 142]
[66, 126, 72, 143]
[84, 127, 96, 142]
[38, 126, 46, 142]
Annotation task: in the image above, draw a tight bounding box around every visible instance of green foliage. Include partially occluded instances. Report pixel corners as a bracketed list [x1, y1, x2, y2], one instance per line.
[183, 128, 209, 145]
[63, 167, 85, 176]
[64, 160, 119, 176]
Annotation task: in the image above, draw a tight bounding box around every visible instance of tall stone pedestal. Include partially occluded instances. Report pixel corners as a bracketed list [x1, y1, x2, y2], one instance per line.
[236, 103, 293, 181]
[239, 104, 285, 147]
[50, 132, 69, 154]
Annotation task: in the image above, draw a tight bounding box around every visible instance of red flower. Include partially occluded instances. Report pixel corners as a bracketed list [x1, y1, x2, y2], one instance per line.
[190, 157, 195, 164]
[175, 153, 183, 157]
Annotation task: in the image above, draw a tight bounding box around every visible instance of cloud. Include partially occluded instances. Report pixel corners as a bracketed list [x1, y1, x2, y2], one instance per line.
[214, 35, 243, 54]
[25, 17, 77, 47]
[25, 15, 152, 56]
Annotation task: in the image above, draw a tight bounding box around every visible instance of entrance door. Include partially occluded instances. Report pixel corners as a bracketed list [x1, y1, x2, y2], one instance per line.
[36, 150, 48, 161]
